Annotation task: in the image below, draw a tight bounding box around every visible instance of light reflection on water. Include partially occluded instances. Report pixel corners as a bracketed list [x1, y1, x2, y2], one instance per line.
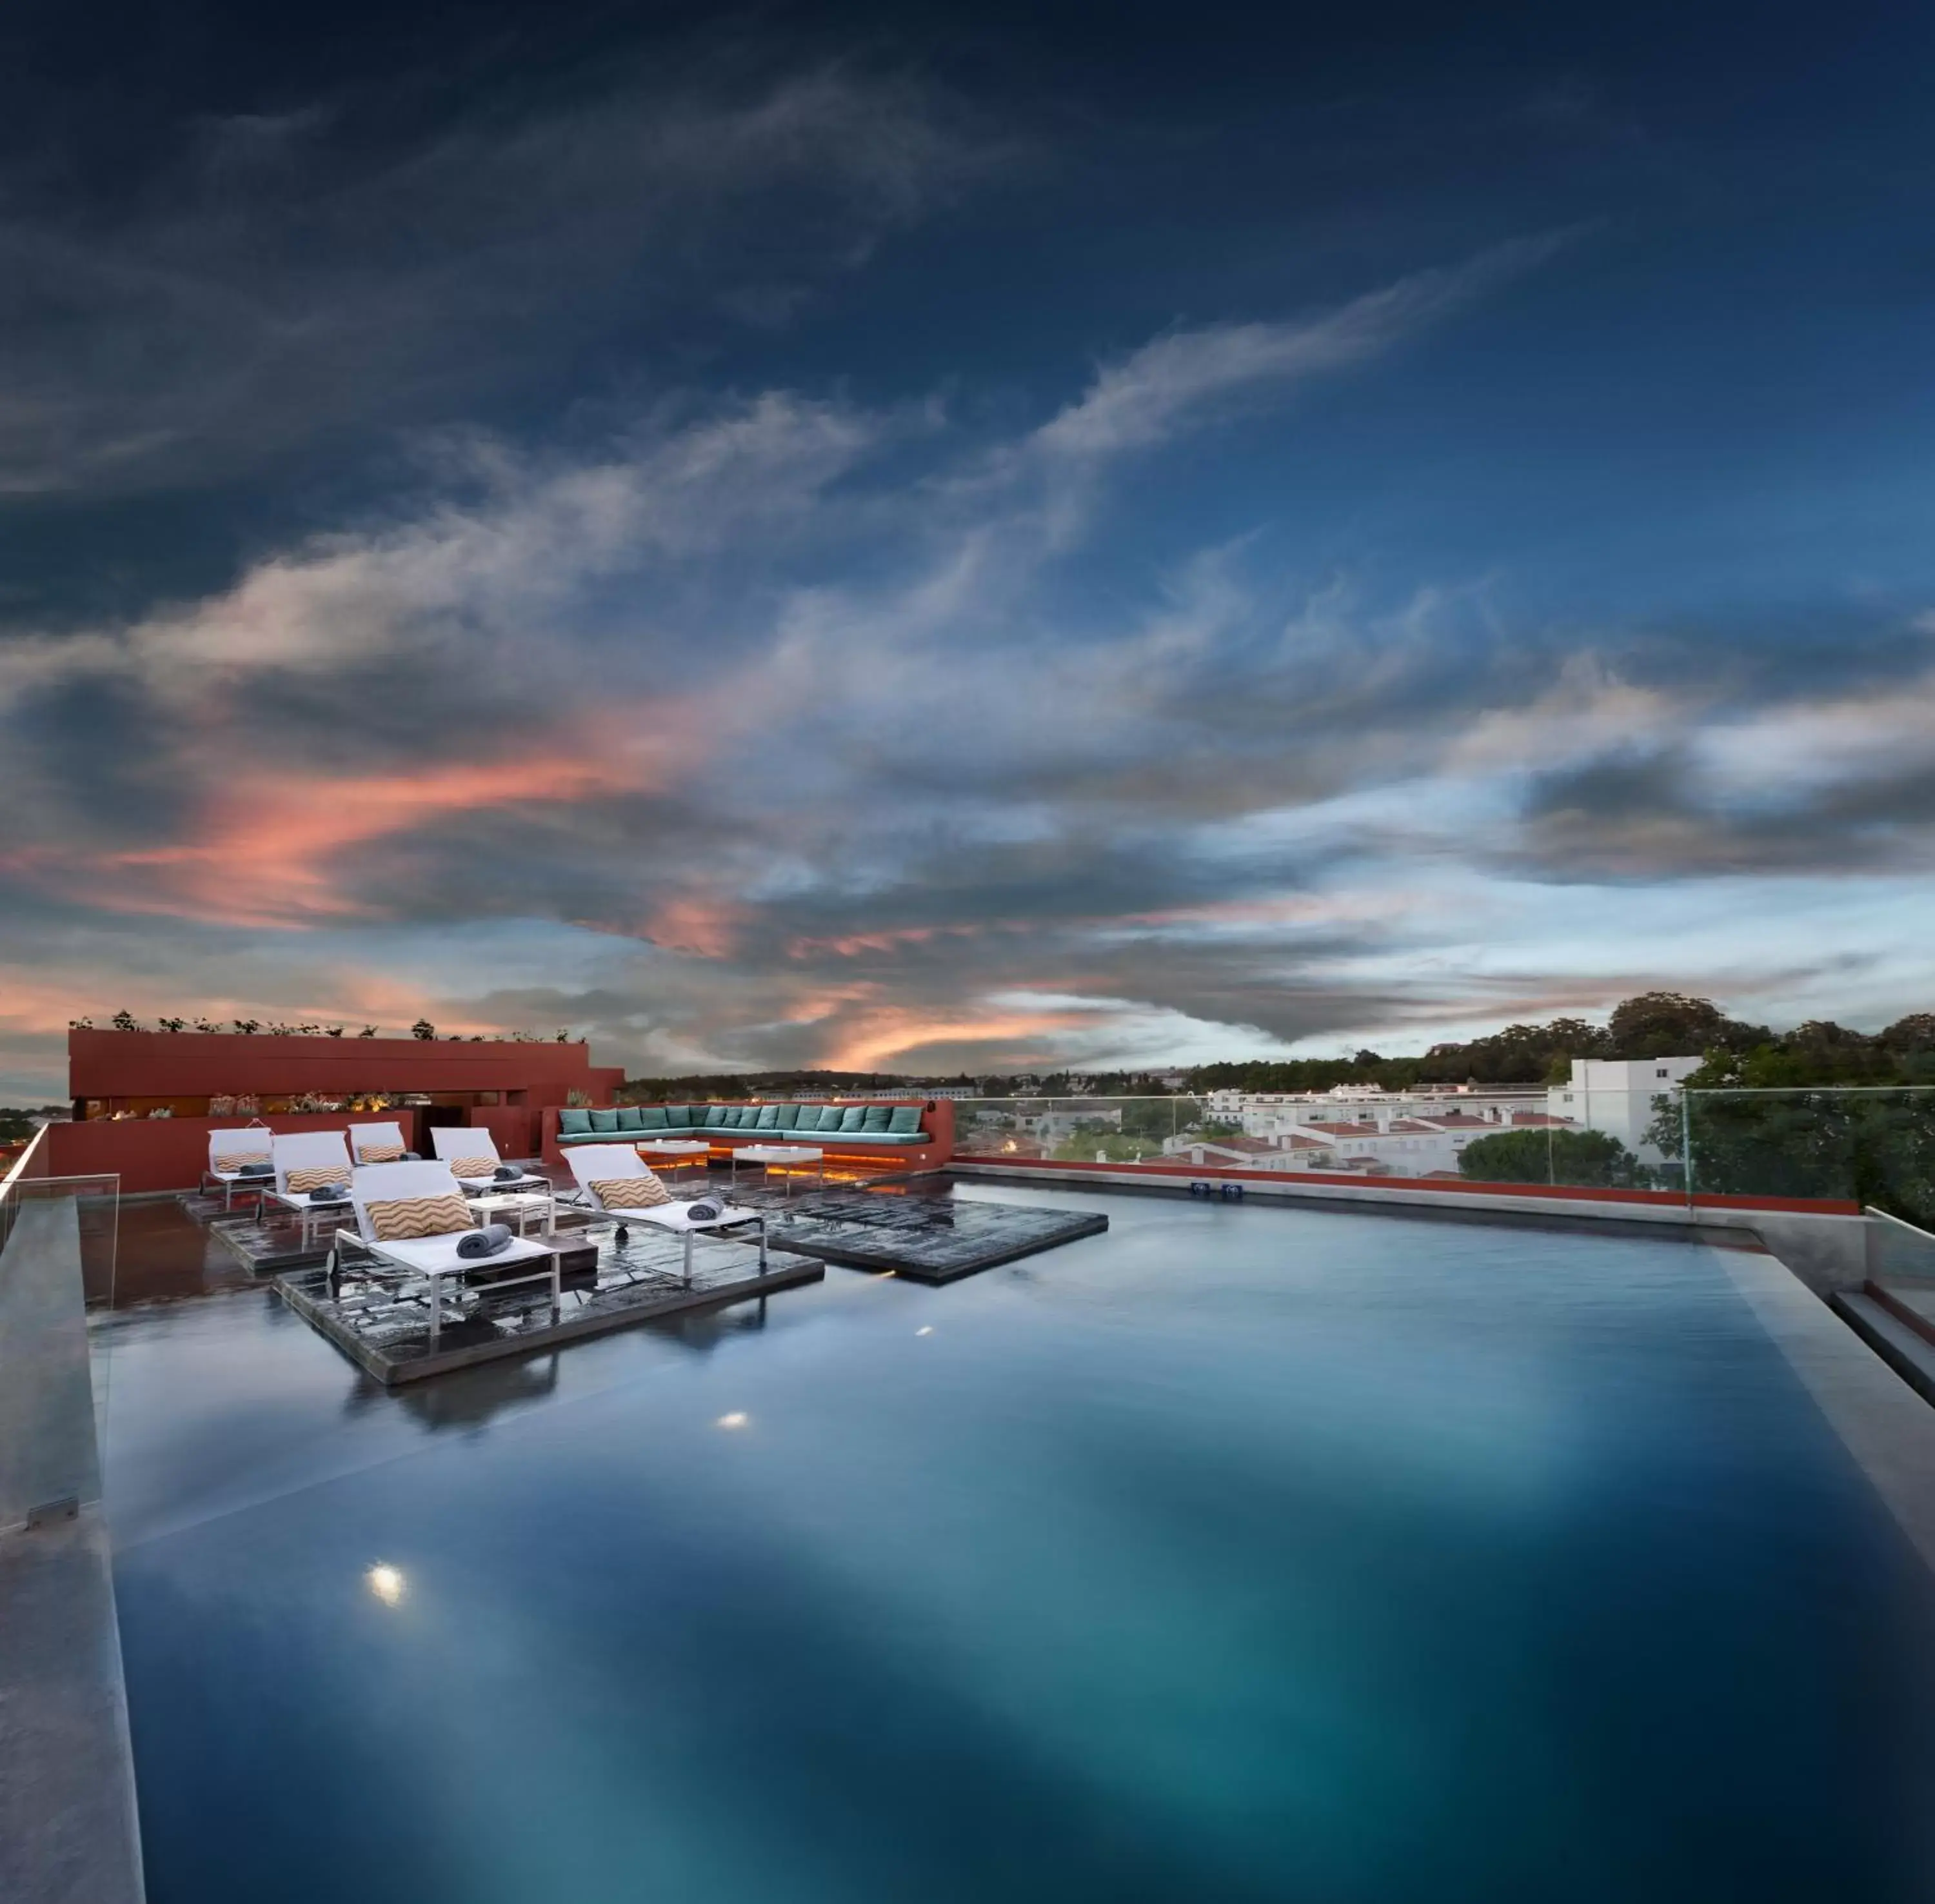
[103, 1188, 1935, 1903]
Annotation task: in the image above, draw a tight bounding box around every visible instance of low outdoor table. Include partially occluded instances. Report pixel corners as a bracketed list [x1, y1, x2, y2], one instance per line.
[734, 1144, 825, 1193]
[463, 1188, 555, 1236]
[272, 1189, 355, 1249]
[635, 1139, 711, 1179]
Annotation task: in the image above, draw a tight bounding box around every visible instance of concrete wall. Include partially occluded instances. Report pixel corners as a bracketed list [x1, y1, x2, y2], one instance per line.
[952, 1156, 1872, 1293]
[0, 1153, 146, 1903]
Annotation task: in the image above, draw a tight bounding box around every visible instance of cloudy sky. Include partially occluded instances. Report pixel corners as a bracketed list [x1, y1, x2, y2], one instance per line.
[3, 2, 1934, 1097]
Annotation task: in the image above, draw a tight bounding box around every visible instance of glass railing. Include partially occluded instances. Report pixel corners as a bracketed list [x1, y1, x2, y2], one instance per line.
[949, 1088, 1935, 1218]
[1681, 1087, 1935, 1224]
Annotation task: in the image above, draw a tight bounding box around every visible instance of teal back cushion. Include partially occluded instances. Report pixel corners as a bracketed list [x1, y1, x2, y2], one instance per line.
[839, 1105, 868, 1133]
[659, 1105, 687, 1127]
[616, 1106, 644, 1131]
[887, 1105, 923, 1134]
[861, 1104, 892, 1133]
[589, 1109, 619, 1132]
[755, 1105, 780, 1129]
[637, 1105, 668, 1130]
[800, 1106, 829, 1131]
[773, 1104, 801, 1129]
[717, 1106, 743, 1128]
[558, 1108, 591, 1135]
[701, 1105, 725, 1126]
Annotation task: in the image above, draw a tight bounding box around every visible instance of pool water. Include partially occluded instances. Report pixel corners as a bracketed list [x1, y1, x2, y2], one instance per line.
[100, 1185, 1935, 1901]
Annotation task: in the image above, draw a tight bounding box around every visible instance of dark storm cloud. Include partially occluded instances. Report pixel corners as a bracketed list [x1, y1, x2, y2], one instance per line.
[1513, 740, 1935, 882]
[0, 55, 1002, 511]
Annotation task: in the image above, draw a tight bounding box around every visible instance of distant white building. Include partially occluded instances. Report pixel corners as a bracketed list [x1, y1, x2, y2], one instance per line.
[1546, 1057, 1702, 1163]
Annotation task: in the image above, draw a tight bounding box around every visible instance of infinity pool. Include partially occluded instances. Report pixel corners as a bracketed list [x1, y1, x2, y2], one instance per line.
[99, 1185, 1935, 1901]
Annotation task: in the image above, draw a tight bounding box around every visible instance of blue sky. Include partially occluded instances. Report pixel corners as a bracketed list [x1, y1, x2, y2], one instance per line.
[2, 2, 1933, 1095]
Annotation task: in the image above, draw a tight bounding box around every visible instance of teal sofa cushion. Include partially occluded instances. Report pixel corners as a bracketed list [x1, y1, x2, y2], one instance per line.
[755, 1106, 780, 1129]
[887, 1105, 923, 1134]
[861, 1104, 892, 1133]
[637, 1105, 668, 1130]
[659, 1105, 686, 1127]
[715, 1106, 742, 1129]
[558, 1108, 591, 1135]
[616, 1106, 644, 1131]
[773, 1104, 801, 1129]
[802, 1106, 832, 1131]
[839, 1106, 868, 1133]
[589, 1108, 619, 1132]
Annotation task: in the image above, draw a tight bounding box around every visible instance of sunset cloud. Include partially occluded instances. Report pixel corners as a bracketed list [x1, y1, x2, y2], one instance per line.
[3, 19, 1932, 1098]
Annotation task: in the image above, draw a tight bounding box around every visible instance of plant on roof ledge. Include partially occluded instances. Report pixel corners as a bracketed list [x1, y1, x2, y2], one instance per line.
[159, 1017, 185, 1033]
[233, 1019, 261, 1035]
[359, 1026, 378, 1037]
[111, 1009, 139, 1031]
[411, 1019, 435, 1040]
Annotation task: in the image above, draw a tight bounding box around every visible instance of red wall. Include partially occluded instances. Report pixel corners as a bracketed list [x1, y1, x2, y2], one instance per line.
[67, 1028, 625, 1161]
[70, 1027, 621, 1101]
[47, 1113, 397, 1197]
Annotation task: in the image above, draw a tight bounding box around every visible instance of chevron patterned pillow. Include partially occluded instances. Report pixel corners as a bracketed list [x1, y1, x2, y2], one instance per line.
[213, 1150, 271, 1173]
[357, 1144, 406, 1164]
[446, 1155, 498, 1179]
[366, 1193, 474, 1241]
[590, 1175, 670, 1210]
[285, 1166, 348, 1192]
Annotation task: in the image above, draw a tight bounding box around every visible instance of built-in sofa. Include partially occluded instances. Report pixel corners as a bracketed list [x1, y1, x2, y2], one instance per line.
[546, 1100, 944, 1165]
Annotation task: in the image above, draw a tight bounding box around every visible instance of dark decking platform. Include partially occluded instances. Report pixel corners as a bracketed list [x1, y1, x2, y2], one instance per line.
[763, 1187, 1108, 1283]
[277, 1228, 821, 1384]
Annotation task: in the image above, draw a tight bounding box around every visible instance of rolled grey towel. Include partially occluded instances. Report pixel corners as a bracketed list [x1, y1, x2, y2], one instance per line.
[492, 1164, 521, 1182]
[237, 1162, 273, 1178]
[310, 1184, 348, 1203]
[686, 1198, 724, 1222]
[456, 1224, 514, 1259]
[403, 1150, 421, 1162]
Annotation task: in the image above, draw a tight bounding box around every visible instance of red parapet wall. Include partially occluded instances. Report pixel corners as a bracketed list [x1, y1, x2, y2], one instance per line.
[65, 1027, 624, 1160]
[956, 1155, 1861, 1216]
[70, 1027, 622, 1100]
[46, 1113, 406, 1197]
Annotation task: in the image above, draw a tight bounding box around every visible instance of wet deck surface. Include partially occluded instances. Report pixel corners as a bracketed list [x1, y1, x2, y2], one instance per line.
[763, 1184, 1109, 1282]
[279, 1225, 824, 1383]
[103, 1169, 1110, 1378]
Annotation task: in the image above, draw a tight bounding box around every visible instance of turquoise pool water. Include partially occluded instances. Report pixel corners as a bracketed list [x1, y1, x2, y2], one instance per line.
[101, 1186, 1935, 1901]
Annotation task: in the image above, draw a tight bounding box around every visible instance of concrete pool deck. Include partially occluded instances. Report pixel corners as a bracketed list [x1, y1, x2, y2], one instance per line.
[0, 1197, 146, 1904]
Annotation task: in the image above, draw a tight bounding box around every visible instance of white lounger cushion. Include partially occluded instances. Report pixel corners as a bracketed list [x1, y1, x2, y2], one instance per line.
[431, 1128, 504, 1176]
[350, 1122, 408, 1163]
[362, 1233, 553, 1276]
[619, 1202, 760, 1232]
[350, 1161, 471, 1242]
[273, 1130, 353, 1194]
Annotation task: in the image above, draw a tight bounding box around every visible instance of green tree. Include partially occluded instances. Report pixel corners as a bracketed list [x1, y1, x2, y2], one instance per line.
[1458, 1127, 1653, 1189]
